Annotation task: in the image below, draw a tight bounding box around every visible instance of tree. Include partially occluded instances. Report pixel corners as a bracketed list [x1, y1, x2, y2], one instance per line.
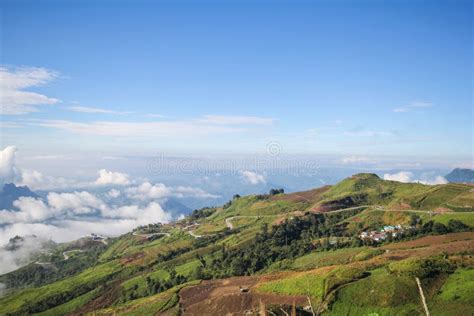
[447, 219, 469, 232]
[409, 214, 421, 226]
[433, 222, 448, 235]
[269, 188, 284, 195]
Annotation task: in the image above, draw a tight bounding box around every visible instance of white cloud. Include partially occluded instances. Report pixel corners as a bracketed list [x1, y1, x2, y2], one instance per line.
[101, 202, 172, 224]
[47, 191, 106, 214]
[19, 169, 82, 191]
[31, 114, 274, 138]
[107, 189, 121, 198]
[240, 170, 266, 185]
[0, 122, 23, 128]
[0, 194, 173, 243]
[383, 171, 414, 183]
[94, 169, 130, 186]
[126, 182, 171, 200]
[418, 176, 448, 185]
[0, 207, 174, 274]
[0, 146, 83, 190]
[19, 169, 44, 187]
[173, 186, 220, 199]
[125, 182, 219, 201]
[0, 197, 51, 224]
[0, 66, 59, 115]
[0, 191, 107, 225]
[0, 235, 51, 275]
[0, 146, 19, 185]
[33, 119, 246, 137]
[66, 106, 131, 115]
[393, 101, 433, 113]
[383, 171, 447, 185]
[341, 156, 377, 164]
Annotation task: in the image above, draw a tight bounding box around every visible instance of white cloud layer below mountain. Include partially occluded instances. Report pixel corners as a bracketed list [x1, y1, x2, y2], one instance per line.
[383, 171, 447, 185]
[0, 146, 221, 274]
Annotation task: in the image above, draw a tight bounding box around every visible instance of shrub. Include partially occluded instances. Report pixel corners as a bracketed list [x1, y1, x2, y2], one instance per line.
[388, 257, 454, 278]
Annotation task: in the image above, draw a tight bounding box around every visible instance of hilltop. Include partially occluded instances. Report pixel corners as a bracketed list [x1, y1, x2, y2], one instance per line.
[0, 173, 473, 315]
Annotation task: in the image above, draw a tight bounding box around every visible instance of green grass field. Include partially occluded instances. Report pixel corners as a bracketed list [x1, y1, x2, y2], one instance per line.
[433, 212, 474, 227]
[325, 268, 423, 316]
[0, 260, 123, 314]
[257, 270, 326, 301]
[429, 268, 474, 316]
[290, 248, 364, 270]
[35, 288, 101, 316]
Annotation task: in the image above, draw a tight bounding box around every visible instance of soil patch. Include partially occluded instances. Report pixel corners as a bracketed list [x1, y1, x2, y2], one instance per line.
[180, 275, 309, 315]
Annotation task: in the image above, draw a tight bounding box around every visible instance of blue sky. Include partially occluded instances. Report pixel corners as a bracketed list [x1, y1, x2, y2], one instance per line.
[1, 0, 472, 168]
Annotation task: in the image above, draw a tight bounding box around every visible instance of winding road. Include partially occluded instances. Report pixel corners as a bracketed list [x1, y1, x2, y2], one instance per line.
[33, 236, 108, 265]
[62, 249, 85, 260]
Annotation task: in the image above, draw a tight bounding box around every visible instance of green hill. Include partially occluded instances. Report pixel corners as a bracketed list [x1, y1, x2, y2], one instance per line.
[0, 174, 473, 315]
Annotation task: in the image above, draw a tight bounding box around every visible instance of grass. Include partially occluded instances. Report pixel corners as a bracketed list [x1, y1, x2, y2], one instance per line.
[0, 260, 123, 315]
[257, 270, 327, 301]
[91, 281, 200, 316]
[121, 269, 170, 293]
[325, 268, 423, 316]
[433, 212, 474, 227]
[257, 266, 366, 302]
[290, 248, 364, 270]
[353, 248, 385, 261]
[175, 259, 201, 277]
[35, 288, 101, 316]
[429, 268, 474, 315]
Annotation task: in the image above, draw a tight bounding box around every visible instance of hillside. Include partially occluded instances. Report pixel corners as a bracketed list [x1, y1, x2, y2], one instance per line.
[0, 174, 473, 315]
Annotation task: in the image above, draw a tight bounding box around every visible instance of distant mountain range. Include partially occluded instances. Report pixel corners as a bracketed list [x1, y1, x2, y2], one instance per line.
[445, 168, 474, 183]
[0, 183, 39, 210]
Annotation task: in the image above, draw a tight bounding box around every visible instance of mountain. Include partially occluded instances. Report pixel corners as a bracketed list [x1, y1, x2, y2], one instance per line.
[445, 168, 474, 183]
[0, 183, 39, 210]
[0, 173, 473, 315]
[161, 198, 192, 217]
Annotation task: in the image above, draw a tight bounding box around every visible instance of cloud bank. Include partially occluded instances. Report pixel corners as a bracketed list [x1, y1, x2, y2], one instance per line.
[0, 146, 221, 275]
[383, 171, 447, 185]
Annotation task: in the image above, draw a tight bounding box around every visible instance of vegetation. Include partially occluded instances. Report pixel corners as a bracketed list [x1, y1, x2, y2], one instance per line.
[0, 174, 472, 315]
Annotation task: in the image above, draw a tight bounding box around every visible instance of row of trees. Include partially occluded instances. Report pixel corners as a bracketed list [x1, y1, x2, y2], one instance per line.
[195, 213, 351, 278]
[120, 269, 187, 302]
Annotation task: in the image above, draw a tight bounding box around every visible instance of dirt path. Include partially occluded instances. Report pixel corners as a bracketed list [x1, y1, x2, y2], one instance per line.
[416, 277, 430, 316]
[188, 230, 208, 239]
[63, 249, 85, 260]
